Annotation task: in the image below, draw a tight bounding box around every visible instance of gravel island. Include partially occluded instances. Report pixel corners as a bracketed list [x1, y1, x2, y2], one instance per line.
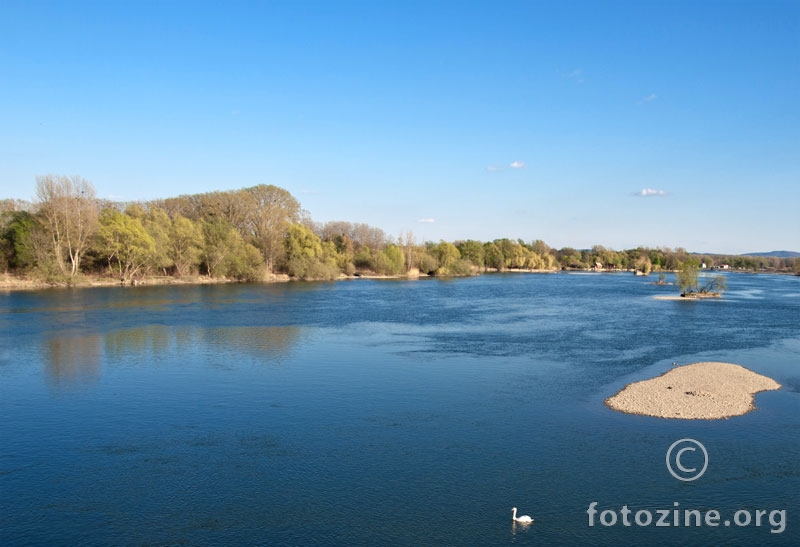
[606, 362, 781, 419]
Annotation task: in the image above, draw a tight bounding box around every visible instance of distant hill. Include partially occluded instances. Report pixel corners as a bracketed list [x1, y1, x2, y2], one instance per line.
[742, 251, 800, 258]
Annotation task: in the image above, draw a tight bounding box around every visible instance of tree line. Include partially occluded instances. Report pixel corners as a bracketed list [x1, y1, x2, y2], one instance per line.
[1, 175, 798, 284]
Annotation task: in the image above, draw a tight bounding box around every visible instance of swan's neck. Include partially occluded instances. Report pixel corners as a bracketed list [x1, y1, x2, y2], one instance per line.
[512, 508, 517, 519]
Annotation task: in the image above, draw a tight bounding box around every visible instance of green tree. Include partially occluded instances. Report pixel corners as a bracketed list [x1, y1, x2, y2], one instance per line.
[381, 244, 405, 275]
[494, 239, 517, 268]
[199, 218, 264, 280]
[98, 209, 156, 283]
[676, 259, 700, 295]
[558, 247, 585, 269]
[530, 239, 551, 258]
[0, 204, 14, 271]
[635, 255, 652, 275]
[525, 251, 553, 270]
[285, 223, 322, 262]
[168, 215, 203, 276]
[328, 233, 355, 271]
[649, 251, 662, 270]
[435, 241, 460, 274]
[484, 242, 503, 270]
[140, 207, 173, 275]
[353, 246, 373, 271]
[510, 242, 530, 269]
[700, 275, 727, 294]
[225, 241, 265, 281]
[201, 219, 240, 277]
[456, 240, 485, 268]
[2, 211, 54, 274]
[416, 251, 438, 275]
[284, 223, 339, 279]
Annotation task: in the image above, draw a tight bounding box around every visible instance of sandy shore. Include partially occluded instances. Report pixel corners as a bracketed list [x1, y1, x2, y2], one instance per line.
[606, 362, 781, 419]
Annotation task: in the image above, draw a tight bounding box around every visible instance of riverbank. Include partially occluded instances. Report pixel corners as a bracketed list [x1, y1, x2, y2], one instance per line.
[0, 273, 291, 292]
[605, 362, 782, 419]
[0, 268, 556, 291]
[2, 267, 794, 293]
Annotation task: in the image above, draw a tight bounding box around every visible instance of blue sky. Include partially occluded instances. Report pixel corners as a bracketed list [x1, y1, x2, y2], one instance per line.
[1, 0, 798, 254]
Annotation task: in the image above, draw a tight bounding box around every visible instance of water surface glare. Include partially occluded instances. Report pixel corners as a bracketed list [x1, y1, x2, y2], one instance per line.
[1, 273, 799, 545]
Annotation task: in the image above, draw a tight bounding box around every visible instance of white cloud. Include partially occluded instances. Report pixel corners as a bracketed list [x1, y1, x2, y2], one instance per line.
[634, 188, 667, 197]
[486, 165, 502, 172]
[562, 68, 585, 84]
[509, 161, 526, 169]
[417, 218, 435, 223]
[638, 93, 657, 104]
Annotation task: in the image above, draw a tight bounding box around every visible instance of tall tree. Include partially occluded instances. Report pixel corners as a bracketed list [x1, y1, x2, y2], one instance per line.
[35, 175, 99, 276]
[530, 239, 551, 258]
[140, 207, 174, 275]
[201, 219, 240, 277]
[168, 215, 203, 276]
[398, 231, 417, 272]
[197, 189, 251, 233]
[484, 242, 503, 270]
[244, 185, 301, 271]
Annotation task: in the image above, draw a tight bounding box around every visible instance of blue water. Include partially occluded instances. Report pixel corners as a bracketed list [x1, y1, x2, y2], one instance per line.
[1, 272, 798, 545]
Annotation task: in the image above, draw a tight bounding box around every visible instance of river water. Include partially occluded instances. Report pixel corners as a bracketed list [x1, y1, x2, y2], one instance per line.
[1, 272, 798, 545]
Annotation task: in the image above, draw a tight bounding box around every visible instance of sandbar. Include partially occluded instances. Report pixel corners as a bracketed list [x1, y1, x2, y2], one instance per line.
[605, 362, 781, 419]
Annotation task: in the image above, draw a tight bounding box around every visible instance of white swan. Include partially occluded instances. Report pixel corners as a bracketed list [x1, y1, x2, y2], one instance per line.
[512, 507, 533, 524]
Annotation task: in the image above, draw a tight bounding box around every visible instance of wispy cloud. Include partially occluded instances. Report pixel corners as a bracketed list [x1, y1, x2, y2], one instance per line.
[417, 218, 435, 223]
[510, 161, 526, 169]
[561, 68, 584, 84]
[301, 189, 320, 195]
[633, 188, 667, 197]
[486, 165, 502, 172]
[638, 93, 657, 105]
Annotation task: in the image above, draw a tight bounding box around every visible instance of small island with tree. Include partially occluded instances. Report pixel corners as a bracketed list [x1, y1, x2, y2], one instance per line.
[676, 259, 727, 299]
